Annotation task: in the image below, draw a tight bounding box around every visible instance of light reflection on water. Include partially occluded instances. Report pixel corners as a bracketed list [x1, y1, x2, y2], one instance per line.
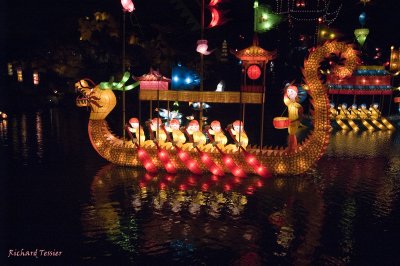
[2, 110, 400, 265]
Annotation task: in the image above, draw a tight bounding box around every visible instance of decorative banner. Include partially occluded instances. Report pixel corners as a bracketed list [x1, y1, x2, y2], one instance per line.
[354, 28, 369, 46]
[100, 72, 140, 91]
[254, 0, 282, 33]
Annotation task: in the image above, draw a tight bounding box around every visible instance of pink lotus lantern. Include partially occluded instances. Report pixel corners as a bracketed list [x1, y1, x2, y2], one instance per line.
[196, 40, 213, 55]
[121, 0, 135, 12]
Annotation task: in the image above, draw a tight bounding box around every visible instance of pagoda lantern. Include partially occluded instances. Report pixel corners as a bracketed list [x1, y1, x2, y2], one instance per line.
[233, 36, 276, 92]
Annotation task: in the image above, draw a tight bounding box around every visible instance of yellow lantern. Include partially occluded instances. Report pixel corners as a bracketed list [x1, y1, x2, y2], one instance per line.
[7, 63, 13, 76]
[17, 67, 23, 82]
[390, 46, 400, 73]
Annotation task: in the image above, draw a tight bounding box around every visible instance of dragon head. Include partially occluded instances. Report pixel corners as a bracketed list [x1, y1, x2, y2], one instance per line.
[75, 79, 116, 120]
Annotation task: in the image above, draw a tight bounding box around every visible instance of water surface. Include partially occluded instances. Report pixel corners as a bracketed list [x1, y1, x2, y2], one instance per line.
[1, 108, 400, 265]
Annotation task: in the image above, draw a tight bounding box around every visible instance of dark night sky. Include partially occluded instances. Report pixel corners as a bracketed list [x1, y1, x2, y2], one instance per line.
[2, 0, 400, 58]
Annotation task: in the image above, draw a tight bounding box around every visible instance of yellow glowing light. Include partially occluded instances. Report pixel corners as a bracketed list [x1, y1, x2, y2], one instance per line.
[17, 67, 23, 82]
[33, 71, 39, 85]
[7, 63, 13, 76]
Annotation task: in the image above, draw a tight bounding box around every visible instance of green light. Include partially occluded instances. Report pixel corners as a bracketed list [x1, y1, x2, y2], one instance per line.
[100, 72, 140, 91]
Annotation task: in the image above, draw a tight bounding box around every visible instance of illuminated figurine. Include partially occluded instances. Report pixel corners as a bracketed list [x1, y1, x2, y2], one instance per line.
[203, 120, 228, 152]
[329, 103, 338, 119]
[145, 118, 169, 148]
[283, 85, 303, 151]
[128, 117, 146, 145]
[358, 104, 370, 119]
[369, 103, 381, 119]
[225, 120, 248, 153]
[336, 103, 349, 119]
[182, 120, 206, 151]
[165, 119, 186, 147]
[348, 104, 359, 119]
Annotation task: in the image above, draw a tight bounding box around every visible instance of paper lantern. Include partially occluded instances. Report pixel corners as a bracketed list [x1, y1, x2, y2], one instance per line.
[247, 65, 261, 80]
[359, 12, 366, 27]
[196, 40, 212, 55]
[394, 97, 400, 104]
[354, 28, 369, 46]
[273, 117, 290, 129]
[17, 67, 23, 82]
[33, 71, 39, 85]
[121, 0, 135, 12]
[7, 63, 13, 76]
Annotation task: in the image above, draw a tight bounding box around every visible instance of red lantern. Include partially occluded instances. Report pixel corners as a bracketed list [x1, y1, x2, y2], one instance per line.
[247, 65, 261, 80]
[394, 97, 400, 103]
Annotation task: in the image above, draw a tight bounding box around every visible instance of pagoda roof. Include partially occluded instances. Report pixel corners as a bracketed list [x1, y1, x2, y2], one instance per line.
[233, 45, 276, 62]
[133, 68, 171, 82]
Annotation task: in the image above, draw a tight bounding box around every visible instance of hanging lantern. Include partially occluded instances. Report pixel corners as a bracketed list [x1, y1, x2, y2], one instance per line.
[196, 40, 212, 55]
[208, 0, 222, 28]
[120, 0, 135, 12]
[354, 28, 369, 46]
[17, 67, 23, 82]
[33, 71, 39, 85]
[390, 46, 400, 73]
[247, 65, 261, 80]
[7, 63, 13, 76]
[359, 12, 366, 27]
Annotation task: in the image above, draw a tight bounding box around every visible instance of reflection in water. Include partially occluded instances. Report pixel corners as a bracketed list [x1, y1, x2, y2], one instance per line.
[36, 112, 43, 159]
[3, 110, 400, 264]
[0, 119, 7, 143]
[81, 164, 327, 264]
[327, 130, 395, 157]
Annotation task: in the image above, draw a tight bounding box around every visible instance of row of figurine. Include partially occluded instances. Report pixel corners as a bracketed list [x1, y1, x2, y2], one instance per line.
[127, 118, 248, 153]
[330, 103, 383, 120]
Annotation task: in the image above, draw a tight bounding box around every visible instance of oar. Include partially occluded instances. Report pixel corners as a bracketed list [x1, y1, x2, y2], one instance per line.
[145, 122, 177, 175]
[182, 127, 225, 176]
[358, 108, 375, 131]
[224, 125, 271, 178]
[161, 125, 203, 175]
[125, 125, 158, 174]
[204, 127, 247, 178]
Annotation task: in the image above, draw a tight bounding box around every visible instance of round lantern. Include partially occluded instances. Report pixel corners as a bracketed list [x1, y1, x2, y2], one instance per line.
[273, 117, 290, 129]
[394, 97, 400, 103]
[247, 65, 261, 80]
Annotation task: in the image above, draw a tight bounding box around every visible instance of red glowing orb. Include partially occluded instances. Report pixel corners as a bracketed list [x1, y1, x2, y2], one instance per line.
[247, 65, 261, 80]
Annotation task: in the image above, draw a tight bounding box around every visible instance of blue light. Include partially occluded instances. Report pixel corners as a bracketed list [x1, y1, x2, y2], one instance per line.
[185, 77, 192, 84]
[173, 76, 179, 82]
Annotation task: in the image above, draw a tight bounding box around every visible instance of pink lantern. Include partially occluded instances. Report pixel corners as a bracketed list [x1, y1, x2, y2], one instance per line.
[121, 0, 135, 12]
[196, 40, 212, 55]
